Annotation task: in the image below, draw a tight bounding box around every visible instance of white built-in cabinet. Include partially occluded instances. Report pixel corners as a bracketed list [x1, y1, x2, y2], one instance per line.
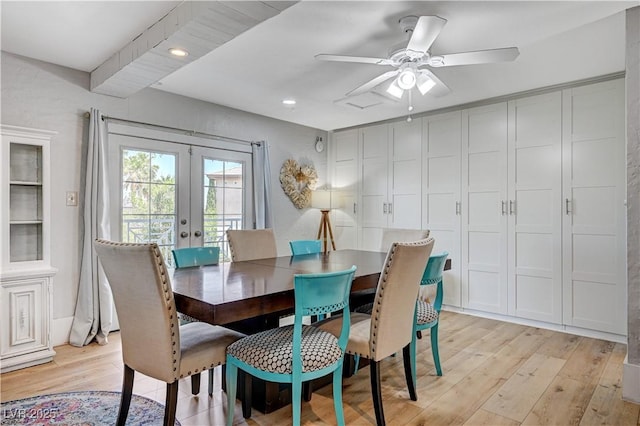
[329, 78, 627, 337]
[462, 102, 509, 314]
[507, 92, 563, 324]
[422, 111, 462, 307]
[561, 79, 626, 335]
[0, 125, 57, 372]
[331, 128, 359, 249]
[359, 121, 422, 250]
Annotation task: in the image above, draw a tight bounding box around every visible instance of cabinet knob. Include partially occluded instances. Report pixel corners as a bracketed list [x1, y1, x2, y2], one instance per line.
[180, 231, 189, 238]
[194, 231, 202, 238]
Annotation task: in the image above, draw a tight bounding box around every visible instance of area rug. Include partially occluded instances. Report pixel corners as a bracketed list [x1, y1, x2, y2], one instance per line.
[1, 391, 180, 425]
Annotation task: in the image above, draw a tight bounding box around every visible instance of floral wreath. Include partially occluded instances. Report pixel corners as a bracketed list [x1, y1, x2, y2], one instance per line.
[279, 159, 318, 209]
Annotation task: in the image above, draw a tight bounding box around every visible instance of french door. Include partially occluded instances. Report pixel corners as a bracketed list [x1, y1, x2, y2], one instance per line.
[108, 131, 252, 266]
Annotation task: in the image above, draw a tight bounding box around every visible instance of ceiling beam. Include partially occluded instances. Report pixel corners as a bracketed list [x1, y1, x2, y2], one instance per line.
[90, 1, 296, 98]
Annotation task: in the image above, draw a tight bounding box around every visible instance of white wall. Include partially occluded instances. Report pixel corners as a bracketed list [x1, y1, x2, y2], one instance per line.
[1, 52, 328, 345]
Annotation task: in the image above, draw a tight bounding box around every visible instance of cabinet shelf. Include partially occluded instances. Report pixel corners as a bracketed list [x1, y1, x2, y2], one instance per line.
[10, 181, 42, 186]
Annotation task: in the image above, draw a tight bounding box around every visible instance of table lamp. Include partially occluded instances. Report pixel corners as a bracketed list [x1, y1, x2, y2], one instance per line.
[311, 188, 336, 254]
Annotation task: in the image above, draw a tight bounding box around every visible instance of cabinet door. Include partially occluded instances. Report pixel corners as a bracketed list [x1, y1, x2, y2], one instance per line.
[389, 120, 422, 229]
[508, 92, 562, 323]
[1, 278, 49, 358]
[331, 129, 358, 249]
[462, 103, 509, 314]
[423, 111, 462, 307]
[562, 79, 626, 334]
[360, 124, 389, 250]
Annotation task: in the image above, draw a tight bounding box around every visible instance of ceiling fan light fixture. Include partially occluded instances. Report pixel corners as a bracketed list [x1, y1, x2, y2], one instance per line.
[416, 73, 436, 95]
[397, 69, 417, 90]
[386, 79, 404, 98]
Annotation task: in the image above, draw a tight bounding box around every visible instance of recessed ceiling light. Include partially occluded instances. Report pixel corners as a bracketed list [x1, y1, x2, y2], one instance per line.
[282, 99, 296, 106]
[168, 48, 189, 57]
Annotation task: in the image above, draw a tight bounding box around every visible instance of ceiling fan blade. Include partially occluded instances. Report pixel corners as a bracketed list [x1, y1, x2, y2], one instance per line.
[419, 69, 450, 97]
[406, 16, 447, 56]
[315, 54, 393, 66]
[346, 70, 399, 97]
[431, 47, 520, 67]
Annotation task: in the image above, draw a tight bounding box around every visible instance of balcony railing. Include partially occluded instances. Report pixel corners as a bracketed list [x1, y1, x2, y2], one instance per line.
[122, 216, 242, 267]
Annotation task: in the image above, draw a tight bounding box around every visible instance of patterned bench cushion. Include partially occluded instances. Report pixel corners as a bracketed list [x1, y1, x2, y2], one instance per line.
[416, 300, 438, 325]
[227, 325, 343, 374]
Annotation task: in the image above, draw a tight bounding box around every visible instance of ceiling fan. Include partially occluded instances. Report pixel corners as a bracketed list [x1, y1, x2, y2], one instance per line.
[315, 15, 519, 100]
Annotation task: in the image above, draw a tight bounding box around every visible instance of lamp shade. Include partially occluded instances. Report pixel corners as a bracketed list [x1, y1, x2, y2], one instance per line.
[311, 190, 331, 209]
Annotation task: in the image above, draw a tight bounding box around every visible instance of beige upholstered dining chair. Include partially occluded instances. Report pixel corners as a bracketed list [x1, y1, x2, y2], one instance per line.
[354, 227, 432, 314]
[379, 228, 430, 253]
[380, 227, 433, 303]
[93, 239, 245, 426]
[226, 228, 277, 261]
[318, 238, 435, 426]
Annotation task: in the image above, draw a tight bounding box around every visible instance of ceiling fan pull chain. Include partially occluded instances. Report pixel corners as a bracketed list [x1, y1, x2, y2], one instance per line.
[407, 90, 414, 122]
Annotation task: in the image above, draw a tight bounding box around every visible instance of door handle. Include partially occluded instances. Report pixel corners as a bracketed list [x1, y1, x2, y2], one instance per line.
[194, 231, 202, 238]
[501, 201, 507, 216]
[383, 203, 388, 214]
[565, 198, 572, 215]
[509, 200, 515, 215]
[180, 231, 189, 238]
[388, 203, 392, 214]
[455, 201, 461, 216]
[353, 203, 357, 214]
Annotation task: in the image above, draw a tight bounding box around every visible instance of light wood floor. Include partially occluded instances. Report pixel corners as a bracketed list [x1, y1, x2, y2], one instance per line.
[1, 311, 638, 425]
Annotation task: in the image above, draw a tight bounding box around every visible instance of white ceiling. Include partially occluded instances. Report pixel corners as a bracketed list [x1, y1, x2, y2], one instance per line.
[1, 1, 637, 131]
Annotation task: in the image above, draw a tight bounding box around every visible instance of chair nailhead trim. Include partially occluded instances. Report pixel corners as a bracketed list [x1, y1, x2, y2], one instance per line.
[98, 240, 182, 381]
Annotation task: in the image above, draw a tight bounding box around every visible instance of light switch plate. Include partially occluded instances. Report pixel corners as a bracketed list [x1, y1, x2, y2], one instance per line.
[66, 191, 78, 206]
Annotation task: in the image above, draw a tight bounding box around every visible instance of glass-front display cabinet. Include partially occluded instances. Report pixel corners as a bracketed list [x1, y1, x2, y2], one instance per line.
[1, 125, 57, 372]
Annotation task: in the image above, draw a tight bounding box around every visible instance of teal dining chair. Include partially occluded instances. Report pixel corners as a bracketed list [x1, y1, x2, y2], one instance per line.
[171, 246, 220, 268]
[225, 266, 357, 426]
[289, 239, 322, 255]
[410, 251, 448, 385]
[171, 245, 221, 397]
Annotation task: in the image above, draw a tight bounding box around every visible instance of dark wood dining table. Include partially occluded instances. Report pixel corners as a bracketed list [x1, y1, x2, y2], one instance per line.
[171, 249, 389, 326]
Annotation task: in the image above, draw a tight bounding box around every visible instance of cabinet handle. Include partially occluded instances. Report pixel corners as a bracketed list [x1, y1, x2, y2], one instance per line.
[388, 203, 392, 214]
[501, 201, 507, 216]
[20, 308, 26, 328]
[565, 198, 572, 215]
[455, 201, 461, 215]
[383, 203, 388, 214]
[353, 203, 357, 214]
[509, 200, 515, 215]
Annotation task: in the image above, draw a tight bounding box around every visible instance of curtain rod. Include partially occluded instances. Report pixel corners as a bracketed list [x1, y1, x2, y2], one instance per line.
[83, 112, 260, 146]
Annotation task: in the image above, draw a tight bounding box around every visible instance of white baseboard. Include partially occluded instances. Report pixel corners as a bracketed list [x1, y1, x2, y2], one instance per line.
[52, 316, 74, 347]
[442, 305, 627, 344]
[623, 355, 640, 403]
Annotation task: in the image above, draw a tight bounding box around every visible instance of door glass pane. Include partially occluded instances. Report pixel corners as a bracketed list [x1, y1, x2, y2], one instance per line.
[203, 159, 244, 262]
[121, 148, 177, 265]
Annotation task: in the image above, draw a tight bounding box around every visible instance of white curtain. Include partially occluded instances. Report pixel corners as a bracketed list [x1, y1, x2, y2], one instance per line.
[69, 108, 113, 347]
[252, 141, 273, 229]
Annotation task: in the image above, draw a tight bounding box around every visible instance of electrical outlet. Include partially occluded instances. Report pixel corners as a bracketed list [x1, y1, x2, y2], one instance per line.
[66, 191, 78, 206]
